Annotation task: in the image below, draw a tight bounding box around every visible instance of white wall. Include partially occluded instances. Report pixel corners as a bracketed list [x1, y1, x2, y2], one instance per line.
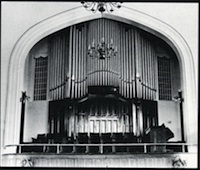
[158, 101, 181, 141]
[24, 101, 49, 142]
[23, 37, 49, 142]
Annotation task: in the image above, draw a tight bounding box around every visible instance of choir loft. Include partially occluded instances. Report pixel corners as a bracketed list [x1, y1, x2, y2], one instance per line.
[20, 18, 182, 154]
[2, 2, 198, 168]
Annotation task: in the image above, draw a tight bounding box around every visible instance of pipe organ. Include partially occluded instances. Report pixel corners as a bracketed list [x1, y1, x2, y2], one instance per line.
[48, 18, 157, 101]
[47, 18, 158, 141]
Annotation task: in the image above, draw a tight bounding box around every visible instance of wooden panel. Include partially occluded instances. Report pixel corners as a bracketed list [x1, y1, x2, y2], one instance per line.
[106, 120, 112, 133]
[112, 120, 117, 133]
[101, 120, 106, 133]
[90, 120, 94, 133]
[95, 120, 100, 133]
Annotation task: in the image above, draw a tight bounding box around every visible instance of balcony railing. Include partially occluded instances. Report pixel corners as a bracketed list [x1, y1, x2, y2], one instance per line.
[4, 143, 197, 154]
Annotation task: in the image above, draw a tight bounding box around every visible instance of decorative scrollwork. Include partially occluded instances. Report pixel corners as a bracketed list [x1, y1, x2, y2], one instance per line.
[172, 155, 187, 168]
[21, 158, 34, 167]
[81, 2, 122, 13]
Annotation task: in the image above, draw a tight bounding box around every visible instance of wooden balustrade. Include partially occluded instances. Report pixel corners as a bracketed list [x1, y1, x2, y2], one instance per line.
[5, 143, 197, 154]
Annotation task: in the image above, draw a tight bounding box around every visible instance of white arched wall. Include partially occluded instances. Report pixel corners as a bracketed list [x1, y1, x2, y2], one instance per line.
[3, 5, 197, 153]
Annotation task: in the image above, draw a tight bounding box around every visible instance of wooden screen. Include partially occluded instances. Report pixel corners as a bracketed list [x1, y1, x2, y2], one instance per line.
[48, 98, 158, 139]
[49, 98, 132, 138]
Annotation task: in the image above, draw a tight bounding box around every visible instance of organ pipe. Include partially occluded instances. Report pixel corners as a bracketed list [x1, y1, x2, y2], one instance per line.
[66, 26, 72, 98]
[71, 25, 76, 99]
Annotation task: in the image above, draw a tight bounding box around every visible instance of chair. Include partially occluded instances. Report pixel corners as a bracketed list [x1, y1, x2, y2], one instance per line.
[123, 133, 139, 153]
[30, 134, 47, 153]
[112, 133, 124, 152]
[76, 133, 88, 153]
[101, 133, 112, 153]
[54, 133, 63, 144]
[60, 136, 74, 153]
[37, 134, 47, 143]
[46, 134, 56, 153]
[89, 133, 100, 153]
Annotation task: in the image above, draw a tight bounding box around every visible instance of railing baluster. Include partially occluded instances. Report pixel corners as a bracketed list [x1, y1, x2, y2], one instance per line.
[19, 145, 21, 153]
[57, 144, 60, 154]
[73, 144, 76, 153]
[4, 143, 197, 154]
[112, 145, 116, 153]
[182, 144, 185, 153]
[43, 145, 46, 152]
[100, 143, 103, 154]
[60, 145, 63, 153]
[86, 145, 89, 153]
[144, 144, 147, 153]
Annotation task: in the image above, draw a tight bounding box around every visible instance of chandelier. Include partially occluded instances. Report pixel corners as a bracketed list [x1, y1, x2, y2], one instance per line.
[81, 1, 122, 13]
[88, 37, 117, 60]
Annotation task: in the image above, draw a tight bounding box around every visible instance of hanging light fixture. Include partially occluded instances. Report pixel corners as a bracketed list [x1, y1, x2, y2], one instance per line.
[88, 37, 117, 60]
[81, 1, 122, 13]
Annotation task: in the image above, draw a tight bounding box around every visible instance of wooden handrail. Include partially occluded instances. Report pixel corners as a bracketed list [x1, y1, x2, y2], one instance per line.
[5, 143, 197, 147]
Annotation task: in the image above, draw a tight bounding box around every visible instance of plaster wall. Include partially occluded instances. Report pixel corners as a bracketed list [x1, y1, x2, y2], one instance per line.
[158, 101, 181, 141]
[24, 101, 49, 142]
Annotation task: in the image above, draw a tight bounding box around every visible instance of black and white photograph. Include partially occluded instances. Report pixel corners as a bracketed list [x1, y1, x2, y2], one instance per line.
[1, 1, 198, 168]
